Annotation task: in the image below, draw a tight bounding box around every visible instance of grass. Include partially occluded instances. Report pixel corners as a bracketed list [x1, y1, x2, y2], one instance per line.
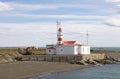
[33, 48, 46, 55]
[0, 48, 46, 63]
[0, 48, 22, 57]
[0, 48, 46, 56]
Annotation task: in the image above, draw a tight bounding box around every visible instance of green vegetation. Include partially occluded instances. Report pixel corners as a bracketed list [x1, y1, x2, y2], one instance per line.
[0, 48, 22, 57]
[0, 48, 46, 63]
[33, 48, 46, 55]
[0, 48, 46, 55]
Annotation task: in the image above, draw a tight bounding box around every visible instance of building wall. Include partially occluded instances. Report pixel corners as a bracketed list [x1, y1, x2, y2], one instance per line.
[46, 45, 56, 54]
[46, 49, 55, 54]
[63, 45, 75, 54]
[78, 46, 90, 54]
[74, 46, 79, 55]
[55, 46, 64, 54]
[46, 44, 90, 55]
[56, 45, 75, 54]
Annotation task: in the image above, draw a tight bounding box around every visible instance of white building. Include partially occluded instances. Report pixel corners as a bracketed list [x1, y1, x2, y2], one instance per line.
[46, 21, 90, 55]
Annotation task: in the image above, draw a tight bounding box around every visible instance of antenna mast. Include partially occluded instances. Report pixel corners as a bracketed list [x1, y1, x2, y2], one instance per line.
[86, 30, 89, 45]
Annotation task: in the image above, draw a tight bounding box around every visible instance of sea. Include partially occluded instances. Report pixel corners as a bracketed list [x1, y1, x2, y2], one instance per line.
[91, 47, 120, 52]
[29, 47, 120, 79]
[29, 64, 120, 79]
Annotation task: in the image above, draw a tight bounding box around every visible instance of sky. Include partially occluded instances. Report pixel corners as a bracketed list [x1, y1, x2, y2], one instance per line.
[0, 0, 120, 47]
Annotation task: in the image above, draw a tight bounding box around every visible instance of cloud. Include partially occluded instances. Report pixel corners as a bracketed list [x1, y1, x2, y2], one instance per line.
[7, 2, 97, 11]
[0, 2, 13, 11]
[1, 14, 107, 20]
[0, 0, 120, 47]
[104, 14, 120, 27]
[0, 22, 106, 35]
[104, 0, 120, 27]
[0, 22, 120, 47]
[0, 23, 56, 34]
[116, 4, 120, 8]
[2, 2, 94, 11]
[107, 0, 120, 2]
[10, 3, 57, 10]
[0, 21, 112, 35]
[0, 1, 97, 12]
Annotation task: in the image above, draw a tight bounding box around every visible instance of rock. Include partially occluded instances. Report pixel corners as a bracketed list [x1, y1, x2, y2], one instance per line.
[0, 59, 8, 63]
[94, 60, 102, 63]
[76, 60, 88, 65]
[86, 60, 99, 65]
[107, 60, 116, 64]
[0, 55, 8, 63]
[117, 59, 120, 62]
[15, 57, 22, 61]
[4, 54, 13, 62]
[0, 54, 14, 63]
[70, 60, 76, 64]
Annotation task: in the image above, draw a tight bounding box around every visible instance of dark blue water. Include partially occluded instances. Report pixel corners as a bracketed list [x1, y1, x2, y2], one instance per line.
[91, 47, 120, 52]
[29, 64, 120, 79]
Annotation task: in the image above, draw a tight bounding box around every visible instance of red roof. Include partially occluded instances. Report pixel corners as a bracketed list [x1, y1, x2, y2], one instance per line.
[48, 47, 55, 49]
[63, 41, 76, 45]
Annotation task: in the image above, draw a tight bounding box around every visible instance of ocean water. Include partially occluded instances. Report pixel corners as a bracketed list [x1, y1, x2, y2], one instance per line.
[91, 47, 120, 52]
[29, 64, 120, 79]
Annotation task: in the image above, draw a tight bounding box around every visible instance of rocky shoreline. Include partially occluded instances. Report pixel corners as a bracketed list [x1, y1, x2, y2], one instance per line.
[70, 55, 119, 66]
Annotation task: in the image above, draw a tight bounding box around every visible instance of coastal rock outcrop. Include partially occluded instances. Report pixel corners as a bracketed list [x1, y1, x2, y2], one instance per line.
[70, 55, 119, 66]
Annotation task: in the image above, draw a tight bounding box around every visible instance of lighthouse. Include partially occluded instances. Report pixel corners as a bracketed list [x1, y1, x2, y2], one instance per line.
[57, 21, 63, 46]
[46, 21, 90, 55]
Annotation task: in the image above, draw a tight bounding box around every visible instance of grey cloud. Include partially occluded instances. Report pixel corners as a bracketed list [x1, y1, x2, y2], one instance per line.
[103, 22, 120, 27]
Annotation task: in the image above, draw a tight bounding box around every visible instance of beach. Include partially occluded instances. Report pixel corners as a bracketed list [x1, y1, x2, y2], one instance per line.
[0, 61, 92, 79]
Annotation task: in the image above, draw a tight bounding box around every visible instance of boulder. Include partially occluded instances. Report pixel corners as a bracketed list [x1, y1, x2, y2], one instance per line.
[70, 60, 76, 64]
[76, 60, 88, 65]
[4, 54, 13, 62]
[86, 60, 101, 66]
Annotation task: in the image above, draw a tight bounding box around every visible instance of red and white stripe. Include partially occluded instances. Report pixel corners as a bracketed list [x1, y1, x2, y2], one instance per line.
[57, 21, 63, 45]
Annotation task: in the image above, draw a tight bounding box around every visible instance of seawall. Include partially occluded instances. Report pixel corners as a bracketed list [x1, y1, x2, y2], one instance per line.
[16, 54, 105, 62]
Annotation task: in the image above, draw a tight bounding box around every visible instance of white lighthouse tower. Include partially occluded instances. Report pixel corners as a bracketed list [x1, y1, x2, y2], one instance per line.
[57, 21, 63, 46]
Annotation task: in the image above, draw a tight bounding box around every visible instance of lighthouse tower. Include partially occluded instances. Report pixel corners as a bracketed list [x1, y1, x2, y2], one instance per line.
[46, 21, 90, 55]
[57, 21, 63, 46]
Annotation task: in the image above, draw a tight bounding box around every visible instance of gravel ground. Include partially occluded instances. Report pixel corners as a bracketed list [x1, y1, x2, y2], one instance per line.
[0, 61, 90, 79]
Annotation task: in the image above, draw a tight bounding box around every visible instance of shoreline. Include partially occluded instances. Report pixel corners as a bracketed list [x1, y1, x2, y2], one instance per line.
[0, 61, 95, 79]
[27, 64, 96, 79]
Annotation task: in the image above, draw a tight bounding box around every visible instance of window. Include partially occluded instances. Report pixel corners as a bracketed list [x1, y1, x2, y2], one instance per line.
[49, 50, 51, 52]
[83, 48, 84, 52]
[87, 48, 89, 52]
